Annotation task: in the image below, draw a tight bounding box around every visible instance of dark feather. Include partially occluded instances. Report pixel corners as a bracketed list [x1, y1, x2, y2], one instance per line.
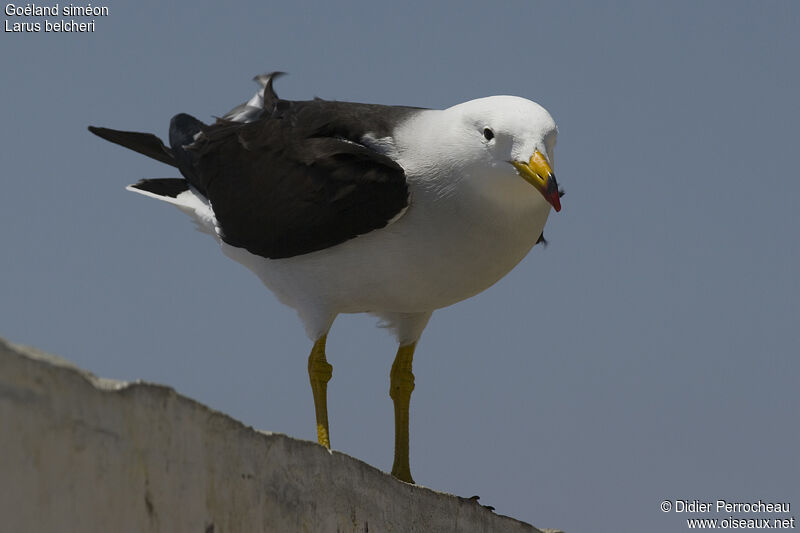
[129, 178, 189, 198]
[221, 72, 286, 123]
[255, 71, 284, 112]
[191, 98, 419, 258]
[168, 113, 206, 192]
[88, 126, 175, 167]
[536, 233, 548, 246]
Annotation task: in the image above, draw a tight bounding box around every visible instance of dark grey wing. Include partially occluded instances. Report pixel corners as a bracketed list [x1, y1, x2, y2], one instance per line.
[183, 99, 418, 259]
[90, 73, 421, 260]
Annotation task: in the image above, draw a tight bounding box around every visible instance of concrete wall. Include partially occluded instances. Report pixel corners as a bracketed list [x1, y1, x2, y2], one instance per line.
[0, 337, 560, 533]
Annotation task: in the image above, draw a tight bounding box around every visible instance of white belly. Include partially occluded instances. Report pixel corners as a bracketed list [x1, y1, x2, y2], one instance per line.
[223, 178, 551, 317]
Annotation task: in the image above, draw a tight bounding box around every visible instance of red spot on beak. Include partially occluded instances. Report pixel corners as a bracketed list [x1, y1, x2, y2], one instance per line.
[550, 193, 562, 212]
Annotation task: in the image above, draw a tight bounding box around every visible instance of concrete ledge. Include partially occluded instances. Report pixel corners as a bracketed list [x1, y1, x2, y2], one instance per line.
[0, 337, 560, 532]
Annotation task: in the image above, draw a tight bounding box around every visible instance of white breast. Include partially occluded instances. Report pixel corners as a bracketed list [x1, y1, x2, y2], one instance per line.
[225, 169, 550, 316]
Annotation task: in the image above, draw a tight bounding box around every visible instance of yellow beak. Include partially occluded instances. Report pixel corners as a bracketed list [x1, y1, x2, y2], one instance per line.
[511, 150, 562, 212]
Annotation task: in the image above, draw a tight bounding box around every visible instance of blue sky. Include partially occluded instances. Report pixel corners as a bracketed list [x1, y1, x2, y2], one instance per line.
[2, 2, 798, 531]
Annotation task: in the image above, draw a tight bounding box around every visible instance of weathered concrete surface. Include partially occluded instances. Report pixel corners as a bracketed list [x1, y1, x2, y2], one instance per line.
[0, 337, 561, 533]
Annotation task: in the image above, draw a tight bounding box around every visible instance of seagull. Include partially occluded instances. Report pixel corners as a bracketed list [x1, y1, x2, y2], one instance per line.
[89, 72, 562, 484]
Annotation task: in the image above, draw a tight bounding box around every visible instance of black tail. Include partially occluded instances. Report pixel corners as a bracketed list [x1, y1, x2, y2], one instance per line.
[89, 113, 209, 196]
[87, 126, 176, 168]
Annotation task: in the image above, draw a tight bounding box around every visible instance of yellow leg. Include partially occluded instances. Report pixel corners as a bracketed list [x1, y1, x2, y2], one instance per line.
[390, 342, 417, 483]
[307, 335, 333, 448]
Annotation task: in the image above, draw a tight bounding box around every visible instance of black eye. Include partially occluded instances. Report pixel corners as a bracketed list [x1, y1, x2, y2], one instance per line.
[483, 127, 494, 141]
